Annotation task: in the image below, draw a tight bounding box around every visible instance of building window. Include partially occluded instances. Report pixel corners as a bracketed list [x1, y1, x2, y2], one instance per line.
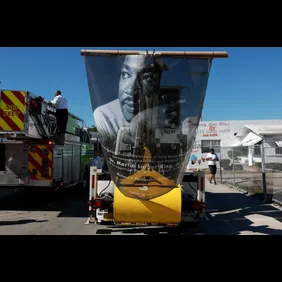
[201, 140, 221, 153]
[254, 145, 261, 155]
[275, 147, 282, 155]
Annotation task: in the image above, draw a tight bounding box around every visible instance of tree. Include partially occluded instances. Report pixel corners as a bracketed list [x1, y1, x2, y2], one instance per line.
[89, 125, 97, 132]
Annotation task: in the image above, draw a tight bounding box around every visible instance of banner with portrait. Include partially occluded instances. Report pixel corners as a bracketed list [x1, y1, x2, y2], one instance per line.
[84, 53, 213, 200]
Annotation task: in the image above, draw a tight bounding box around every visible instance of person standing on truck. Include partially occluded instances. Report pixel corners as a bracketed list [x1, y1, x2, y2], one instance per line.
[206, 148, 219, 185]
[48, 90, 69, 134]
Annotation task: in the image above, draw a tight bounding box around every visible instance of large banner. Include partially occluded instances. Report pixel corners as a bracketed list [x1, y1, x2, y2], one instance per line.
[84, 54, 213, 200]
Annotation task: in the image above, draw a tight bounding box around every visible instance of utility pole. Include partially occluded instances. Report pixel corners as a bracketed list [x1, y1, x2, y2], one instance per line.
[260, 140, 267, 201]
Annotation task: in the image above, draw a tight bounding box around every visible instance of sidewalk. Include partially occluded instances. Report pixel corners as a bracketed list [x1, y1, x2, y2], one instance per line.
[205, 179, 282, 235]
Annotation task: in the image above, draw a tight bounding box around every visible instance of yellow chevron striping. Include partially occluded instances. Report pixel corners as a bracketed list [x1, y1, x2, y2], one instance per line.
[2, 90, 25, 114]
[28, 162, 41, 179]
[0, 99, 24, 130]
[0, 116, 12, 131]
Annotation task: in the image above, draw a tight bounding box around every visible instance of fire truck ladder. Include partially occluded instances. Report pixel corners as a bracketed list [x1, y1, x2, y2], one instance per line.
[28, 94, 57, 139]
[32, 112, 57, 139]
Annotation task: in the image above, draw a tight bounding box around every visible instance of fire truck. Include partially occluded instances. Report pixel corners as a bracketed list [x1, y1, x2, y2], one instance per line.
[0, 90, 94, 192]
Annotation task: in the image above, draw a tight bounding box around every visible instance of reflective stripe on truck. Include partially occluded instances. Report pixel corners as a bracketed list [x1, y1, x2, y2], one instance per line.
[28, 145, 53, 180]
[0, 90, 26, 131]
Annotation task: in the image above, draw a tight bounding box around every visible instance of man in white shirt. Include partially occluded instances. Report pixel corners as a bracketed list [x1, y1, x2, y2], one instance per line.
[205, 148, 219, 185]
[48, 90, 69, 134]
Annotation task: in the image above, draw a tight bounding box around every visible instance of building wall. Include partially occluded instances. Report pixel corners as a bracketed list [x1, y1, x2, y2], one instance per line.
[188, 119, 282, 170]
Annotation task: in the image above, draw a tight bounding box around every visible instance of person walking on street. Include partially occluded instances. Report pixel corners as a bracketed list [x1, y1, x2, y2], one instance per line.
[48, 90, 69, 134]
[206, 148, 219, 185]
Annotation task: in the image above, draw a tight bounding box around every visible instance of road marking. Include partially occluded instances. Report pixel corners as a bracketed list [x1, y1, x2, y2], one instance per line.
[210, 207, 251, 216]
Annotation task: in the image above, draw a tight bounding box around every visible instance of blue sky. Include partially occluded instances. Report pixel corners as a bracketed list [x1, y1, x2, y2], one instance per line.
[0, 47, 281, 127]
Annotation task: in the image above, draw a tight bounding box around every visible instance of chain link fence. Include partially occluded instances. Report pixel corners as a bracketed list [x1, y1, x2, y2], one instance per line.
[219, 144, 282, 204]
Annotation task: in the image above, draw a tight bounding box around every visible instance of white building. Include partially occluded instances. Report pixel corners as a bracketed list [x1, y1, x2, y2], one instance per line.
[188, 119, 282, 170]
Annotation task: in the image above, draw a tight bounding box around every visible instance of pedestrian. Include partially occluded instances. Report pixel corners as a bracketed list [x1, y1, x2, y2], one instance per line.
[92, 151, 105, 169]
[48, 90, 69, 134]
[206, 148, 219, 185]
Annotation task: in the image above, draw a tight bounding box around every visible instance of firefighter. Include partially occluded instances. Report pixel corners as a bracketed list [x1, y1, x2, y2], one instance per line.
[48, 90, 69, 134]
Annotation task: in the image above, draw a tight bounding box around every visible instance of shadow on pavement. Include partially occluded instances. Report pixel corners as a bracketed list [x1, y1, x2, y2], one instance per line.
[95, 222, 202, 235]
[96, 226, 198, 235]
[0, 186, 89, 218]
[0, 219, 48, 226]
[206, 191, 282, 235]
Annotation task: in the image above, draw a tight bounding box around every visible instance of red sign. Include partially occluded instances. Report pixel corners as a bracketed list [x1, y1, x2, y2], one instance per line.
[203, 134, 218, 137]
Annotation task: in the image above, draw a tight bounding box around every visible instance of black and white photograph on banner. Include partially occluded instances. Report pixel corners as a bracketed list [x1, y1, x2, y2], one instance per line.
[84, 53, 213, 195]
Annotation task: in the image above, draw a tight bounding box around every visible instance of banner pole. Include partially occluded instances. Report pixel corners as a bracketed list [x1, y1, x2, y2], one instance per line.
[80, 49, 229, 58]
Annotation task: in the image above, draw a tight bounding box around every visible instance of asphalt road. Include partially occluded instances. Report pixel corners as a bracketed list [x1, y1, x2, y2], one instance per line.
[1, 181, 282, 235]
